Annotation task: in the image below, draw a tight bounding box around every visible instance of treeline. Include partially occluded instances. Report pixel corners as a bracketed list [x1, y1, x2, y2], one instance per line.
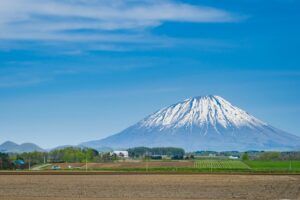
[49, 147, 98, 163]
[0, 147, 118, 168]
[1, 146, 187, 168]
[10, 151, 47, 165]
[0, 152, 12, 169]
[48, 147, 120, 163]
[194, 150, 300, 161]
[50, 147, 119, 163]
[128, 147, 185, 158]
[194, 151, 240, 157]
[248, 151, 300, 161]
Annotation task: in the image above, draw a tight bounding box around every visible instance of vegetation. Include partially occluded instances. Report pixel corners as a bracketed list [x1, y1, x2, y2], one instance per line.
[194, 160, 250, 170]
[242, 152, 249, 161]
[244, 160, 300, 171]
[257, 152, 281, 160]
[1, 147, 300, 173]
[128, 147, 185, 158]
[49, 147, 99, 163]
[12, 151, 47, 166]
[0, 153, 12, 169]
[0, 152, 29, 169]
[94, 152, 117, 162]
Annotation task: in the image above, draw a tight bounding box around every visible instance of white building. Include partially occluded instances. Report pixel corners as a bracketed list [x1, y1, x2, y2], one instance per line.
[229, 156, 239, 160]
[112, 150, 129, 158]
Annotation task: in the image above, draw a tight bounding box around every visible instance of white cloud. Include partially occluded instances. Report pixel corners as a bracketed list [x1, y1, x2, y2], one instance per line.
[0, 0, 239, 42]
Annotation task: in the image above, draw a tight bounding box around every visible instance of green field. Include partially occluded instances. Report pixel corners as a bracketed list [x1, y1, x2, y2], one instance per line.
[244, 160, 300, 171]
[194, 160, 250, 170]
[193, 160, 300, 172]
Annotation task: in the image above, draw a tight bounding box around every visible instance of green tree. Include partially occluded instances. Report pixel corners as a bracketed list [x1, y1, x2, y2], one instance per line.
[0, 153, 11, 169]
[18, 151, 48, 165]
[49, 147, 98, 163]
[259, 152, 280, 160]
[128, 147, 185, 158]
[242, 152, 249, 161]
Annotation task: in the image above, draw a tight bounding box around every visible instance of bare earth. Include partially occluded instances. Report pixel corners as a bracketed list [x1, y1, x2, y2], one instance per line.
[0, 174, 299, 200]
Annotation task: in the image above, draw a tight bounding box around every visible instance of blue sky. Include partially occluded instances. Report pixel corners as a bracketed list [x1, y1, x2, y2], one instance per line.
[0, 0, 299, 148]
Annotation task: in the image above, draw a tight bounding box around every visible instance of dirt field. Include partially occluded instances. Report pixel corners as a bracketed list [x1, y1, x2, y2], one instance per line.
[0, 174, 299, 200]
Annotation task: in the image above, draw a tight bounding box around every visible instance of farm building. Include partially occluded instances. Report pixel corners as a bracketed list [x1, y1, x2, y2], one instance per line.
[14, 159, 25, 165]
[229, 156, 239, 160]
[112, 150, 129, 158]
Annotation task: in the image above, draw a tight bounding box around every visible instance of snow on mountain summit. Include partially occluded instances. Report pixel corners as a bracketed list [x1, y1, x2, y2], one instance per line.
[139, 95, 267, 131]
[82, 95, 300, 151]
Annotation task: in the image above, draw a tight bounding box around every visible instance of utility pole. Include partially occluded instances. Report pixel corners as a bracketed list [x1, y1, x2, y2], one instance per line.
[289, 152, 292, 171]
[144, 152, 149, 172]
[146, 159, 149, 172]
[288, 152, 292, 171]
[85, 152, 88, 172]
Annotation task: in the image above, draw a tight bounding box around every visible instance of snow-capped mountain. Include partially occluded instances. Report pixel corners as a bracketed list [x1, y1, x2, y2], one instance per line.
[139, 95, 267, 132]
[82, 95, 300, 151]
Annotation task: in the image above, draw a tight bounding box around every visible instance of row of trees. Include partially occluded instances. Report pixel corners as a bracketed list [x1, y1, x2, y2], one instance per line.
[128, 147, 185, 158]
[49, 147, 99, 163]
[241, 151, 300, 161]
[252, 151, 300, 161]
[0, 153, 12, 169]
[5, 147, 120, 166]
[1, 146, 187, 167]
[49, 147, 119, 163]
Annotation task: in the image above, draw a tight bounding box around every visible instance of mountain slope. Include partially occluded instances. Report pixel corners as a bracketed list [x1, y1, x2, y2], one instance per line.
[0, 141, 19, 152]
[82, 95, 300, 151]
[0, 141, 44, 153]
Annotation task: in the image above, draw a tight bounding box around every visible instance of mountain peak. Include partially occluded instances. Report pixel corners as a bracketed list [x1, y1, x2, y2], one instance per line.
[139, 95, 266, 131]
[185, 95, 220, 101]
[82, 95, 300, 151]
[1, 141, 18, 147]
[0, 141, 44, 153]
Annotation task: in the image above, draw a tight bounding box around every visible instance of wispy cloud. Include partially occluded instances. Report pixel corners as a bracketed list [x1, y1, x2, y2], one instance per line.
[0, 66, 51, 88]
[0, 55, 169, 88]
[0, 0, 240, 45]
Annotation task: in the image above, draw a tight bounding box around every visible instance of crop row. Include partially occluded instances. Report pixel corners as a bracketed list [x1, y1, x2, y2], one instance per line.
[194, 160, 250, 169]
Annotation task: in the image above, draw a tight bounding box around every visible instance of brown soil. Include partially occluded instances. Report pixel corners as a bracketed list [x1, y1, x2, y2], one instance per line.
[0, 174, 299, 200]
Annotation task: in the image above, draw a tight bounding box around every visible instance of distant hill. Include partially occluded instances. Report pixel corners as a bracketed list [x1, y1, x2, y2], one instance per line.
[81, 95, 300, 151]
[49, 145, 112, 152]
[49, 145, 77, 151]
[0, 141, 45, 153]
